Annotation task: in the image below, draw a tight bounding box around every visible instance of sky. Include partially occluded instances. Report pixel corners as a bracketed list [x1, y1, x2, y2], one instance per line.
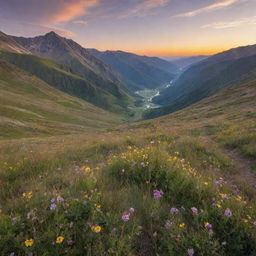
[0, 0, 256, 57]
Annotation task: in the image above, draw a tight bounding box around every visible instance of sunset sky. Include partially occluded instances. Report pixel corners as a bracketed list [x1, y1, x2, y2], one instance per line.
[1, 0, 256, 56]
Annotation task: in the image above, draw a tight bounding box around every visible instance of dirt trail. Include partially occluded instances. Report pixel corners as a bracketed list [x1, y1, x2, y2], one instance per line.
[223, 148, 256, 187]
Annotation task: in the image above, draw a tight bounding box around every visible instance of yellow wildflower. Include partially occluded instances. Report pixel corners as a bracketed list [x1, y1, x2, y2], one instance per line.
[203, 182, 209, 185]
[22, 191, 33, 199]
[95, 204, 101, 210]
[179, 223, 185, 228]
[216, 204, 222, 208]
[204, 222, 209, 227]
[220, 193, 228, 199]
[84, 167, 91, 172]
[56, 236, 64, 244]
[91, 225, 102, 233]
[24, 239, 34, 247]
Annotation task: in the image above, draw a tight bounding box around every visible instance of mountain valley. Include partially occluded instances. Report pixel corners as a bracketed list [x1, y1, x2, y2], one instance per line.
[0, 28, 256, 256]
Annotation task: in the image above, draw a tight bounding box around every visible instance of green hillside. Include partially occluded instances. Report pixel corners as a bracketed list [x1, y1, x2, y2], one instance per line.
[0, 59, 122, 139]
[0, 68, 255, 255]
[0, 51, 131, 114]
[12, 32, 128, 95]
[148, 46, 256, 119]
[0, 31, 256, 256]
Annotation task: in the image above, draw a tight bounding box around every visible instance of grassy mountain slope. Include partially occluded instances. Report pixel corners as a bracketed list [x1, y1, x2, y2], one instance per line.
[0, 74, 255, 255]
[88, 49, 179, 91]
[148, 46, 256, 119]
[0, 51, 131, 113]
[0, 59, 122, 139]
[12, 32, 127, 93]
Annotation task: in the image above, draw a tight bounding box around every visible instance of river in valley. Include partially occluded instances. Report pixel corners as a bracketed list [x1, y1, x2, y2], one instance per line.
[135, 80, 173, 110]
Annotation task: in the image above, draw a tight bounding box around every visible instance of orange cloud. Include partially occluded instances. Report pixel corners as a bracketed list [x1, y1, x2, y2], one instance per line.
[50, 0, 99, 23]
[0, 0, 99, 25]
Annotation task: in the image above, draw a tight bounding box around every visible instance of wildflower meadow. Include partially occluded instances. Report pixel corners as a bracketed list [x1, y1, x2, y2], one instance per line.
[0, 138, 255, 255]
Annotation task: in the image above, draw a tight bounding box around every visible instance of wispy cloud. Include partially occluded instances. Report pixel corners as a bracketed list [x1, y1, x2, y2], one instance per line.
[0, 0, 99, 24]
[174, 0, 239, 18]
[119, 0, 169, 18]
[202, 16, 256, 29]
[72, 20, 88, 25]
[51, 0, 99, 23]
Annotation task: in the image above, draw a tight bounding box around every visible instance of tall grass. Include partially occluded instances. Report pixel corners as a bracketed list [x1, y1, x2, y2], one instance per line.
[0, 141, 255, 255]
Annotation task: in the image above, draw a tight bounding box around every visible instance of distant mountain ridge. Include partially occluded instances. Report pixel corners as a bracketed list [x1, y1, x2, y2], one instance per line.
[0, 31, 132, 113]
[0, 31, 30, 54]
[145, 44, 256, 119]
[0, 51, 131, 113]
[12, 32, 126, 91]
[172, 55, 209, 69]
[88, 49, 179, 91]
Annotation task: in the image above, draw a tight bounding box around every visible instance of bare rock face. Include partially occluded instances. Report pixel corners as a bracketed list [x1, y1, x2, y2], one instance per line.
[0, 31, 30, 54]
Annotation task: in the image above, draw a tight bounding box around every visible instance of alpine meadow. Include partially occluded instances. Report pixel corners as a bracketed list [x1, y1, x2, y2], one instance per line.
[0, 1, 256, 255]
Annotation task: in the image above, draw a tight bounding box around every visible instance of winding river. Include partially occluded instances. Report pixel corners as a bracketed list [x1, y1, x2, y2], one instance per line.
[135, 80, 173, 110]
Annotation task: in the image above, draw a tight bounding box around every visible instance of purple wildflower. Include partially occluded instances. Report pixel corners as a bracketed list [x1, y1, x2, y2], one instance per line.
[129, 207, 135, 213]
[57, 196, 64, 202]
[205, 223, 213, 230]
[170, 207, 179, 215]
[141, 162, 146, 167]
[224, 208, 233, 217]
[12, 217, 19, 224]
[50, 203, 57, 210]
[153, 189, 164, 199]
[121, 214, 130, 222]
[253, 221, 256, 226]
[187, 248, 194, 256]
[191, 207, 199, 216]
[215, 180, 221, 186]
